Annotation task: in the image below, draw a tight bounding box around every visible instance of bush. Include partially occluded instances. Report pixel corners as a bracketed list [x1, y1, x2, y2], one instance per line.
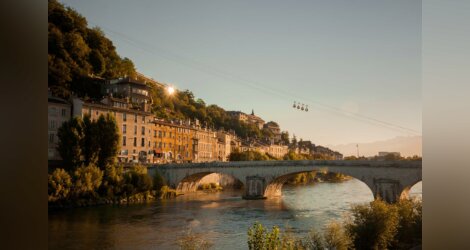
[48, 168, 73, 202]
[153, 172, 166, 192]
[122, 165, 153, 201]
[346, 199, 399, 250]
[72, 164, 103, 201]
[391, 199, 422, 249]
[323, 222, 352, 250]
[304, 229, 325, 250]
[100, 164, 125, 202]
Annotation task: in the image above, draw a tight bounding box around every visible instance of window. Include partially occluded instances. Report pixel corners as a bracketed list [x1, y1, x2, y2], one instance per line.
[123, 113, 127, 121]
[154, 130, 157, 137]
[141, 138, 145, 147]
[49, 133, 54, 143]
[61, 108, 66, 117]
[142, 116, 145, 122]
[148, 141, 151, 147]
[158, 131, 162, 138]
[135, 114, 138, 122]
[154, 142, 157, 148]
[134, 125, 137, 135]
[49, 120, 56, 129]
[123, 136, 126, 146]
[133, 138, 137, 147]
[122, 124, 127, 134]
[50, 107, 57, 116]
[141, 126, 145, 135]
[163, 142, 166, 148]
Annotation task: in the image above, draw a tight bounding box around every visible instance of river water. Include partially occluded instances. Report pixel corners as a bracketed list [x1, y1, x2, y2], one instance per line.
[48, 179, 422, 250]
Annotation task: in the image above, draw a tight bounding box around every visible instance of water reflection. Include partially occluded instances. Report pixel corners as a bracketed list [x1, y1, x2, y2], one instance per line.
[49, 179, 422, 250]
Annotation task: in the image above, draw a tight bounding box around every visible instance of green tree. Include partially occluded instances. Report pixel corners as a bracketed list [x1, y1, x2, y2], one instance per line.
[48, 168, 73, 202]
[72, 164, 103, 201]
[96, 114, 120, 169]
[346, 199, 399, 250]
[100, 164, 125, 202]
[122, 165, 153, 202]
[57, 117, 84, 170]
[48, 0, 137, 98]
[81, 114, 99, 165]
[153, 172, 166, 192]
[391, 199, 422, 249]
[247, 222, 266, 250]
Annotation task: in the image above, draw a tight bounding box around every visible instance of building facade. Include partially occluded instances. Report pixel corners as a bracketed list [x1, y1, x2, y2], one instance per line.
[72, 97, 157, 163]
[194, 127, 218, 162]
[48, 95, 72, 160]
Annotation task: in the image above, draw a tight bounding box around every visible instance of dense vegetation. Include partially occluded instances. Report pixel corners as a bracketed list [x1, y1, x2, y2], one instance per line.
[48, 0, 137, 99]
[57, 113, 120, 170]
[48, 165, 174, 207]
[229, 150, 280, 161]
[246, 199, 422, 250]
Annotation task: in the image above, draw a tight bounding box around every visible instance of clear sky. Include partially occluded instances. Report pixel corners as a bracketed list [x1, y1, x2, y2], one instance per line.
[60, 0, 422, 146]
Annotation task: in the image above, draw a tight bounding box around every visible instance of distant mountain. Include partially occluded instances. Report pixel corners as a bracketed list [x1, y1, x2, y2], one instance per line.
[327, 136, 422, 157]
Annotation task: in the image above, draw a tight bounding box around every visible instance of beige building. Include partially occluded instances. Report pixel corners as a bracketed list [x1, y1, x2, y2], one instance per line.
[216, 130, 240, 161]
[48, 95, 71, 160]
[266, 144, 289, 159]
[72, 96, 158, 163]
[228, 110, 265, 129]
[193, 126, 218, 162]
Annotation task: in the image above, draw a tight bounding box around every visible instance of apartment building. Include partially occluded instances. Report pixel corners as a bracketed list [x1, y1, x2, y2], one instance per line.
[194, 127, 218, 162]
[48, 94, 72, 160]
[72, 96, 157, 163]
[152, 119, 196, 163]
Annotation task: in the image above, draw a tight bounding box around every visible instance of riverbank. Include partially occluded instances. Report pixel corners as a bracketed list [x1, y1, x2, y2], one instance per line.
[48, 165, 181, 209]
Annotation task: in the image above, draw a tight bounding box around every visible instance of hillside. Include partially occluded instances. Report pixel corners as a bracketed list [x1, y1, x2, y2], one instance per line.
[48, 0, 136, 99]
[48, 0, 278, 140]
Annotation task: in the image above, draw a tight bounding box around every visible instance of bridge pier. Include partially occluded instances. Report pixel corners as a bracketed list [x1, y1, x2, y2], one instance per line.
[242, 176, 267, 199]
[372, 178, 407, 203]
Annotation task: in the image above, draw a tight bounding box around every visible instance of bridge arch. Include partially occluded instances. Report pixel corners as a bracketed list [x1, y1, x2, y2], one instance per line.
[264, 170, 375, 198]
[176, 171, 245, 193]
[400, 180, 422, 200]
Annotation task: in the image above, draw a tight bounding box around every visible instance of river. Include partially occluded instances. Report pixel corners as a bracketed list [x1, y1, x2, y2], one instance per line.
[48, 179, 422, 250]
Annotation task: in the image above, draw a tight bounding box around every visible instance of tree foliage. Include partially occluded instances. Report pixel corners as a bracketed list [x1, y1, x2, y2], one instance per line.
[72, 164, 103, 201]
[346, 199, 400, 250]
[246, 199, 422, 250]
[57, 114, 120, 170]
[57, 117, 84, 170]
[229, 150, 274, 161]
[48, 168, 73, 202]
[96, 114, 120, 169]
[48, 0, 136, 98]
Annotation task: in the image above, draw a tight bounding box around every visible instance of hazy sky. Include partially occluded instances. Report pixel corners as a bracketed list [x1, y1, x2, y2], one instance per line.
[61, 0, 422, 145]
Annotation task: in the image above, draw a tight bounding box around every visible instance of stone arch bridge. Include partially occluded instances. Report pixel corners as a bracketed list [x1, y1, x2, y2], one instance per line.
[147, 160, 422, 203]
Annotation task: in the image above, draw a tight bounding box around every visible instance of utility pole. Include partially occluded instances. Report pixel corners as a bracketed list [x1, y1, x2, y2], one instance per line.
[356, 144, 359, 158]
